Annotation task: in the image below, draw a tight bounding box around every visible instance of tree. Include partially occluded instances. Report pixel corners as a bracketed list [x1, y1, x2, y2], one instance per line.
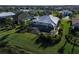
[0, 17, 15, 30]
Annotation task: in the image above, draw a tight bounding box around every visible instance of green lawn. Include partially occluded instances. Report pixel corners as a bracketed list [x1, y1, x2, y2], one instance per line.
[0, 20, 73, 54]
[59, 19, 79, 54]
[0, 20, 79, 53]
[3, 32, 63, 54]
[0, 20, 70, 54]
[0, 29, 65, 53]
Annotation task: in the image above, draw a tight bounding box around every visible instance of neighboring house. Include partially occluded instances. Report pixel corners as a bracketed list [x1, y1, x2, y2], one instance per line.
[0, 12, 15, 18]
[0, 12, 16, 28]
[20, 9, 30, 12]
[30, 15, 60, 32]
[0, 12, 16, 22]
[71, 18, 79, 31]
[59, 10, 72, 17]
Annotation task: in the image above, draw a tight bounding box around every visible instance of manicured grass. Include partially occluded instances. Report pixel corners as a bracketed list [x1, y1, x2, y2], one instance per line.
[0, 20, 72, 54]
[0, 29, 15, 38]
[0, 30, 64, 53]
[6, 33, 39, 53]
[0, 20, 79, 53]
[59, 19, 79, 54]
[60, 18, 70, 35]
[0, 20, 70, 54]
[58, 19, 71, 53]
[4, 32, 62, 54]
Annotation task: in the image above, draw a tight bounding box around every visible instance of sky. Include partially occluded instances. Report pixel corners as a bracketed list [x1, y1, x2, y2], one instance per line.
[0, 0, 79, 5]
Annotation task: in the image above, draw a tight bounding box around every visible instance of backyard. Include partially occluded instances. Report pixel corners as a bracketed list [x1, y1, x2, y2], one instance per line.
[0, 18, 78, 54]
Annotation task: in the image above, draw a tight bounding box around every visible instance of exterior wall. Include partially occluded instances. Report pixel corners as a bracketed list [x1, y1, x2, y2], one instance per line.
[30, 22, 54, 32]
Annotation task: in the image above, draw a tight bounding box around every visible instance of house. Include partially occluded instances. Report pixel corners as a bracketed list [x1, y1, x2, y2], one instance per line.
[71, 18, 79, 31]
[0, 12, 15, 17]
[0, 12, 16, 22]
[0, 12, 16, 28]
[0, 12, 16, 21]
[30, 15, 60, 32]
[59, 10, 72, 17]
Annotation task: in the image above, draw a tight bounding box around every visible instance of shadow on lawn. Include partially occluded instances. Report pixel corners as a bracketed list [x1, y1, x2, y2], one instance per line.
[16, 26, 28, 33]
[58, 34, 78, 54]
[0, 34, 10, 48]
[71, 39, 77, 54]
[35, 38, 53, 49]
[35, 36, 61, 49]
[57, 40, 67, 54]
[57, 35, 70, 54]
[5, 45, 32, 54]
[65, 35, 77, 54]
[0, 34, 28, 54]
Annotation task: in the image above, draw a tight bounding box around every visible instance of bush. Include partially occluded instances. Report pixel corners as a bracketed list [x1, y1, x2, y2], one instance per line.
[39, 33, 61, 44]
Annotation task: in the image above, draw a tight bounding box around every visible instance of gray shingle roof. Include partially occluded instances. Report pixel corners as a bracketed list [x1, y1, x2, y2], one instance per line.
[32, 15, 59, 26]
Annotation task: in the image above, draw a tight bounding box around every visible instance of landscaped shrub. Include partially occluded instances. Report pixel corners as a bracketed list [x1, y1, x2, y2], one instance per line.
[0, 17, 16, 31]
[35, 33, 61, 48]
[58, 28, 63, 36]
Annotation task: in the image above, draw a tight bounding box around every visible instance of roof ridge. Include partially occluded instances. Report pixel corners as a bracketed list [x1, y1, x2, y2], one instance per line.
[49, 15, 56, 26]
